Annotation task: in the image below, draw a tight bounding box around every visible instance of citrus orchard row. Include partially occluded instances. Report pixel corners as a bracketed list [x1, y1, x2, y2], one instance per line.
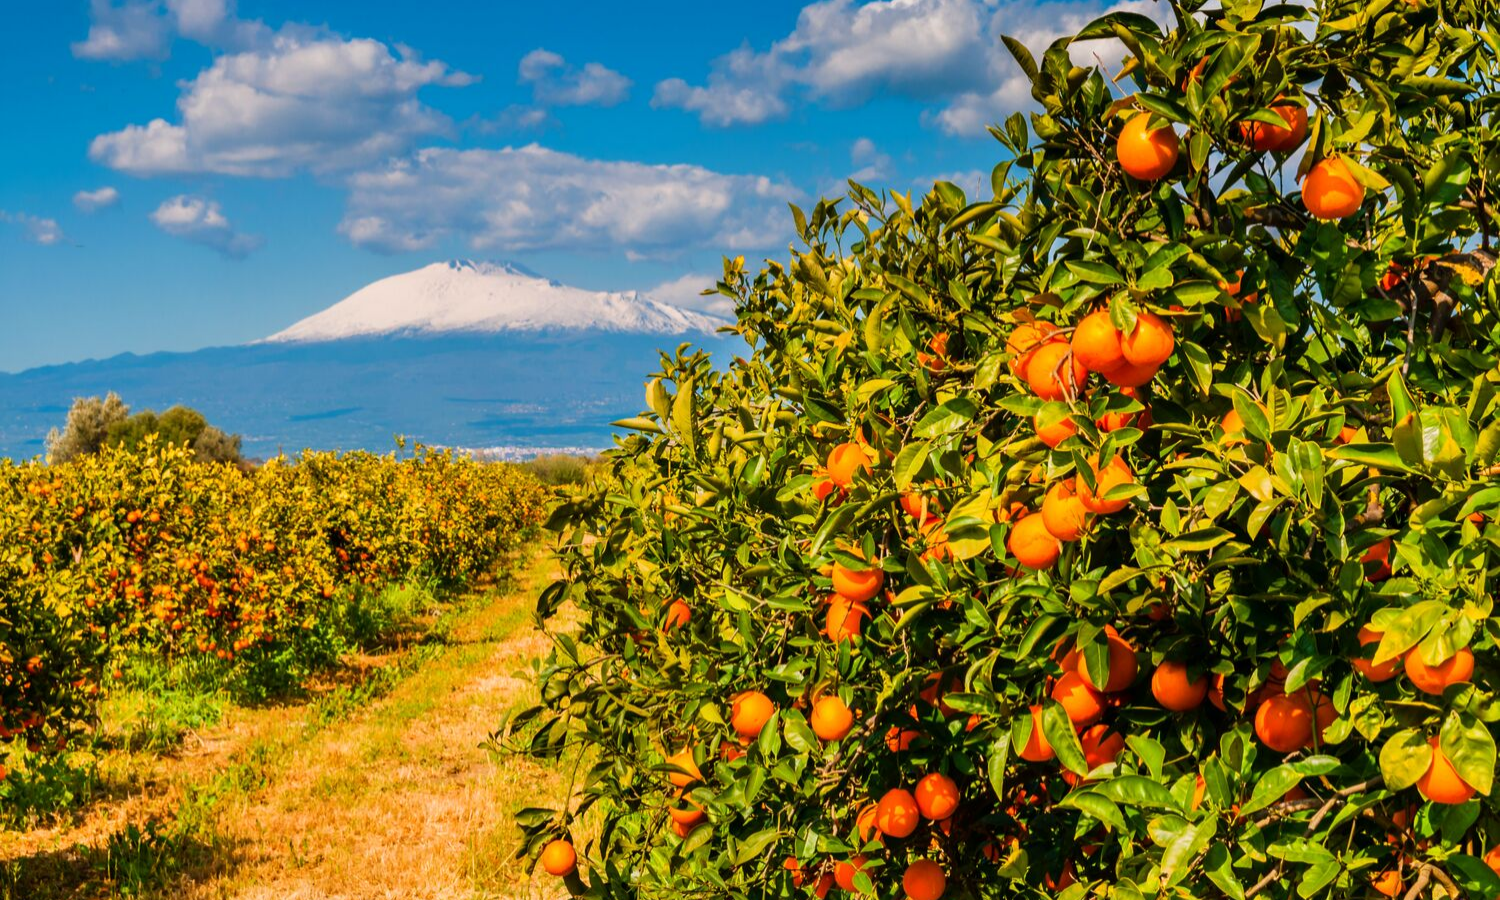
[0, 439, 546, 768]
[515, 2, 1500, 898]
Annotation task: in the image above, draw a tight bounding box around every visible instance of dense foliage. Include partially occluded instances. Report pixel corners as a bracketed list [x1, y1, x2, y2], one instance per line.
[0, 441, 546, 763]
[517, 1, 1500, 898]
[46, 393, 243, 465]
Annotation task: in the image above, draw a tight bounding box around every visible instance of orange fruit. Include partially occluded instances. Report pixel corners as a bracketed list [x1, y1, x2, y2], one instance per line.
[875, 788, 921, 838]
[1096, 387, 1146, 432]
[1075, 454, 1135, 514]
[903, 859, 947, 900]
[834, 855, 869, 892]
[1034, 413, 1079, 449]
[1051, 670, 1105, 726]
[1303, 157, 1365, 220]
[665, 748, 703, 787]
[1101, 358, 1159, 387]
[1254, 693, 1312, 753]
[825, 596, 869, 643]
[1352, 625, 1400, 682]
[731, 691, 776, 738]
[668, 798, 706, 827]
[783, 856, 808, 886]
[1007, 321, 1061, 377]
[917, 332, 949, 371]
[671, 815, 701, 837]
[1025, 342, 1088, 401]
[900, 492, 941, 524]
[1116, 113, 1180, 180]
[1483, 844, 1500, 877]
[1018, 704, 1054, 762]
[1071, 310, 1125, 372]
[885, 726, 920, 752]
[1208, 672, 1226, 711]
[811, 696, 854, 741]
[1404, 646, 1474, 695]
[1239, 101, 1308, 152]
[540, 839, 577, 876]
[1041, 481, 1090, 542]
[1120, 311, 1175, 368]
[664, 599, 691, 630]
[1371, 870, 1403, 898]
[832, 558, 884, 603]
[1007, 513, 1061, 570]
[914, 773, 960, 821]
[826, 442, 873, 487]
[1418, 737, 1476, 804]
[1079, 723, 1125, 770]
[1079, 626, 1138, 693]
[855, 802, 881, 843]
[812, 477, 838, 502]
[1362, 538, 1393, 582]
[917, 519, 951, 562]
[1152, 660, 1209, 711]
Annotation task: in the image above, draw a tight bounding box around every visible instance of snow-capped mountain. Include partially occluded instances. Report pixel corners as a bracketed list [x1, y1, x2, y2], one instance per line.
[264, 260, 726, 343]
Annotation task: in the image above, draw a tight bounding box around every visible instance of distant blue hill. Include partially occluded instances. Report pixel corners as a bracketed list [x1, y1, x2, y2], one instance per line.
[0, 331, 721, 460]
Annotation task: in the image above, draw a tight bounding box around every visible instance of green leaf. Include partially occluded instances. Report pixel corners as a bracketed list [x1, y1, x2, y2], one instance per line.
[1441, 712, 1495, 795]
[988, 733, 1012, 799]
[1378, 728, 1433, 791]
[1161, 818, 1217, 888]
[1065, 259, 1125, 285]
[913, 398, 978, 438]
[1060, 789, 1128, 832]
[1326, 443, 1415, 474]
[1098, 775, 1178, 809]
[1240, 765, 1303, 816]
[1043, 700, 1088, 776]
[612, 416, 664, 434]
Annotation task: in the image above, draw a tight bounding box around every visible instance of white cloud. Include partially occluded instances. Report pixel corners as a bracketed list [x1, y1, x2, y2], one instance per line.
[338, 145, 799, 256]
[654, 0, 1168, 134]
[73, 0, 171, 61]
[0, 212, 67, 246]
[518, 49, 631, 107]
[149, 195, 261, 257]
[645, 273, 736, 318]
[849, 136, 893, 183]
[90, 34, 471, 177]
[74, 186, 122, 212]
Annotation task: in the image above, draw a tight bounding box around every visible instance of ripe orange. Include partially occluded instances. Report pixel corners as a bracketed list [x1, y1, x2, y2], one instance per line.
[1208, 672, 1226, 711]
[812, 477, 838, 503]
[1101, 358, 1159, 387]
[834, 855, 869, 892]
[875, 788, 921, 838]
[540, 839, 577, 876]
[1404, 646, 1474, 695]
[886, 725, 920, 752]
[1018, 704, 1054, 762]
[855, 802, 881, 844]
[1075, 454, 1134, 515]
[1007, 513, 1061, 570]
[1362, 538, 1393, 582]
[1096, 387, 1146, 432]
[832, 558, 884, 603]
[916, 332, 949, 371]
[918, 519, 951, 562]
[1303, 157, 1365, 220]
[900, 492, 941, 524]
[1051, 671, 1105, 726]
[1025, 342, 1088, 401]
[1239, 101, 1308, 152]
[915, 773, 960, 820]
[1007, 321, 1061, 377]
[665, 748, 703, 787]
[811, 696, 854, 741]
[1120, 311, 1175, 368]
[903, 859, 947, 900]
[1034, 413, 1078, 449]
[1483, 844, 1500, 877]
[826, 442, 873, 487]
[1071, 310, 1125, 372]
[1254, 693, 1312, 753]
[663, 599, 691, 630]
[668, 798, 706, 827]
[1418, 737, 1476, 804]
[1079, 723, 1125, 770]
[1371, 870, 1403, 898]
[1041, 481, 1090, 542]
[1151, 660, 1209, 711]
[825, 596, 869, 643]
[1079, 626, 1138, 693]
[1352, 625, 1400, 682]
[783, 856, 808, 886]
[1116, 113, 1180, 180]
[731, 691, 776, 738]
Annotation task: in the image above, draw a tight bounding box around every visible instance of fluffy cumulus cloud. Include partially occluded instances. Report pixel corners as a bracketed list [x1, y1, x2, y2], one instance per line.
[72, 0, 271, 61]
[90, 34, 472, 177]
[74, 186, 122, 212]
[645, 272, 736, 318]
[849, 136, 893, 183]
[519, 49, 631, 107]
[149, 195, 261, 257]
[338, 145, 799, 256]
[653, 0, 1167, 134]
[0, 212, 66, 246]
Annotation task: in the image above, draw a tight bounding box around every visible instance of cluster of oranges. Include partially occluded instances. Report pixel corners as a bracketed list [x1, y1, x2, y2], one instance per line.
[1115, 100, 1366, 221]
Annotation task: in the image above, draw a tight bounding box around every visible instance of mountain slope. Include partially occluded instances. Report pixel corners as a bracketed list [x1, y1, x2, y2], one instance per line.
[265, 260, 726, 343]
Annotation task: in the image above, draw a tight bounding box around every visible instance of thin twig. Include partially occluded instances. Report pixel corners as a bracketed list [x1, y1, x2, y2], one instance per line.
[1400, 864, 1431, 900]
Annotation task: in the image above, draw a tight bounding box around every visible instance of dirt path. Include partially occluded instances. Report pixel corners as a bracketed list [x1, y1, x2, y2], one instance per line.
[3, 546, 575, 900]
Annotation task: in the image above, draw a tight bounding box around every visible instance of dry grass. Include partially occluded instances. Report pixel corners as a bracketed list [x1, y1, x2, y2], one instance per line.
[0, 545, 584, 900]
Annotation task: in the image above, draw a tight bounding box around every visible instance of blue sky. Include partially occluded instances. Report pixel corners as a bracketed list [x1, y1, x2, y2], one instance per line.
[0, 0, 1146, 372]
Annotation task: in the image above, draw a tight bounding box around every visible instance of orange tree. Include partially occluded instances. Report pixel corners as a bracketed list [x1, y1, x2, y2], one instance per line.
[515, 1, 1500, 898]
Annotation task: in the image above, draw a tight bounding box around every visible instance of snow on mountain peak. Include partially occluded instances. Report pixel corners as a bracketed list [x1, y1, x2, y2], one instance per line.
[263, 260, 728, 343]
